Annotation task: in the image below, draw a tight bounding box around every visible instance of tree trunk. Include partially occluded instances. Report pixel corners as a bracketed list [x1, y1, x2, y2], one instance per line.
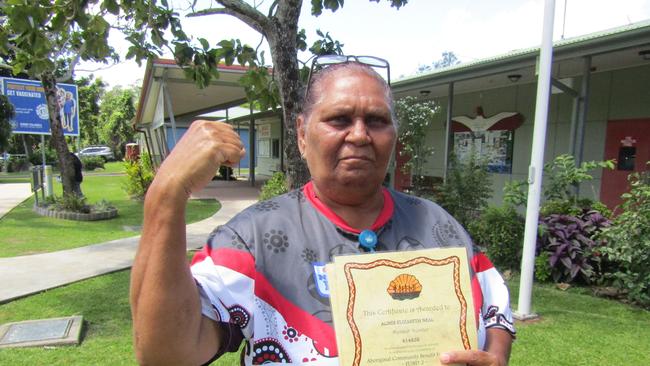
[266, 2, 310, 189]
[41, 71, 76, 197]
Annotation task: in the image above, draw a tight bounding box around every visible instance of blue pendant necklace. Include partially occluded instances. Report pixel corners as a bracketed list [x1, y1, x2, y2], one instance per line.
[358, 229, 378, 252]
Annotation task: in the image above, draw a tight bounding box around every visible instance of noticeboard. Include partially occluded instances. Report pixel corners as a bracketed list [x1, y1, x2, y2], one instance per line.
[1, 77, 79, 136]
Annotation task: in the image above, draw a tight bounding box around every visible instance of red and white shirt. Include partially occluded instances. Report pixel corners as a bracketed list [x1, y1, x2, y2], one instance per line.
[191, 182, 515, 365]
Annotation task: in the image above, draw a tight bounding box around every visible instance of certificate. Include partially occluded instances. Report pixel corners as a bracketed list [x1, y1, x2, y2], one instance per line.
[327, 247, 477, 366]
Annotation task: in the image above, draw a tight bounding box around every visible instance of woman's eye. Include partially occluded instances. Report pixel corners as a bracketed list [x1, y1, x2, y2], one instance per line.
[328, 116, 350, 126]
[367, 115, 390, 126]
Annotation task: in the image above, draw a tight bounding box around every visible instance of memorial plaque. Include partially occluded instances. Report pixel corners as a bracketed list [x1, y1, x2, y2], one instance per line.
[0, 316, 83, 348]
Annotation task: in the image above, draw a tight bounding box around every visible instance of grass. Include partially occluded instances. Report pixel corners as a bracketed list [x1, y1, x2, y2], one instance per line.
[0, 161, 125, 183]
[508, 279, 650, 365]
[0, 174, 220, 257]
[0, 269, 647, 365]
[0, 269, 240, 365]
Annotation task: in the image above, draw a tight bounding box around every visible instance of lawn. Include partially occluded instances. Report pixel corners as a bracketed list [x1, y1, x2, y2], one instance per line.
[0, 173, 220, 257]
[0, 161, 126, 184]
[0, 271, 648, 365]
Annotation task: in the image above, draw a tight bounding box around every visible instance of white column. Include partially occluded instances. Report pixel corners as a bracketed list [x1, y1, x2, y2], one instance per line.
[515, 0, 556, 319]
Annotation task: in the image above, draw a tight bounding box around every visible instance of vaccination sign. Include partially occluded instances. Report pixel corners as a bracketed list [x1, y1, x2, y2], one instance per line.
[1, 77, 79, 136]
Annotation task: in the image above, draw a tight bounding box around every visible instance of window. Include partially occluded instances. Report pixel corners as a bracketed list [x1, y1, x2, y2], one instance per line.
[272, 139, 280, 159]
[617, 146, 636, 171]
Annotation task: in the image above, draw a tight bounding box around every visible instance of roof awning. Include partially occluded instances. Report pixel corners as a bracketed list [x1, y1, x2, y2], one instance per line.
[134, 59, 252, 128]
[392, 20, 650, 99]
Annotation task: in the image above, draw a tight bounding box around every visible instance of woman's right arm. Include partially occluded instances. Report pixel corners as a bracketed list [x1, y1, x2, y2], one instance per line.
[130, 121, 245, 366]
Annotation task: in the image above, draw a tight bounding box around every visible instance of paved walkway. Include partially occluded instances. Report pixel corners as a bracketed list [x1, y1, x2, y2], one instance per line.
[0, 183, 32, 219]
[0, 179, 262, 303]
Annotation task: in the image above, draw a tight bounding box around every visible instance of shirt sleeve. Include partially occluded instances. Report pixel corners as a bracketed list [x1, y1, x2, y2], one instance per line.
[471, 252, 517, 337]
[190, 225, 255, 344]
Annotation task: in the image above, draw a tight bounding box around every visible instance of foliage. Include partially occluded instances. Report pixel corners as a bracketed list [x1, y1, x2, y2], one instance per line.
[98, 86, 137, 159]
[0, 94, 15, 152]
[435, 154, 492, 227]
[534, 251, 552, 282]
[468, 205, 525, 271]
[503, 180, 528, 207]
[503, 154, 614, 212]
[259, 171, 289, 201]
[45, 193, 90, 213]
[537, 210, 611, 284]
[76, 75, 106, 146]
[395, 96, 437, 183]
[544, 154, 615, 202]
[540, 199, 582, 217]
[599, 168, 650, 308]
[81, 156, 105, 171]
[91, 199, 115, 213]
[4, 155, 30, 172]
[123, 152, 155, 200]
[417, 51, 461, 74]
[28, 145, 57, 166]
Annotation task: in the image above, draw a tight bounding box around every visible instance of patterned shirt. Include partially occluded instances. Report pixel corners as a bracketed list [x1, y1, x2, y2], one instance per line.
[191, 182, 515, 365]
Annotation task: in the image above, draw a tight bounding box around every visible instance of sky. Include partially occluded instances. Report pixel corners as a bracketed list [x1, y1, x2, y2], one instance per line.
[76, 0, 650, 88]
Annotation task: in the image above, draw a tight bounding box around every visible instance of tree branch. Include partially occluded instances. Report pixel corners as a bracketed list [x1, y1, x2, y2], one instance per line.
[55, 51, 82, 83]
[187, 0, 271, 36]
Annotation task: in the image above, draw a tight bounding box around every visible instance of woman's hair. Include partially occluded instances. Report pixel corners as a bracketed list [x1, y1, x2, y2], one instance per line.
[300, 62, 397, 128]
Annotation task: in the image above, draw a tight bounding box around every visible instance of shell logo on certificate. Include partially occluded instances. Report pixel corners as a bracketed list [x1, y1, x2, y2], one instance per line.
[326, 247, 477, 366]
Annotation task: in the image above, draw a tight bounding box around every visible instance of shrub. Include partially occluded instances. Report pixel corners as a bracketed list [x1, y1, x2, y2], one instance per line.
[81, 156, 105, 171]
[6, 156, 30, 172]
[28, 147, 57, 166]
[537, 210, 611, 284]
[468, 205, 525, 271]
[540, 199, 582, 217]
[92, 199, 115, 213]
[503, 154, 614, 214]
[123, 153, 155, 200]
[599, 168, 650, 308]
[434, 154, 492, 227]
[535, 251, 552, 283]
[259, 171, 288, 201]
[43, 194, 90, 213]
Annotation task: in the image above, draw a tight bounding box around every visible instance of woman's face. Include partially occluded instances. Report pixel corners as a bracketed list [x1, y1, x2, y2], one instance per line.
[298, 68, 396, 198]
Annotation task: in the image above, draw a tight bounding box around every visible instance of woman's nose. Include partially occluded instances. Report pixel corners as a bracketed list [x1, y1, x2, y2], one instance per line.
[345, 119, 371, 145]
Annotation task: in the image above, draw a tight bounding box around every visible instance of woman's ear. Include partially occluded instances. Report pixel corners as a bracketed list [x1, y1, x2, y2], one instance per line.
[297, 115, 306, 157]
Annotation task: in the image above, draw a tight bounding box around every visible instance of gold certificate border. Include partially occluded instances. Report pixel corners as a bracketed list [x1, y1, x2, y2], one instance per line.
[343, 256, 471, 366]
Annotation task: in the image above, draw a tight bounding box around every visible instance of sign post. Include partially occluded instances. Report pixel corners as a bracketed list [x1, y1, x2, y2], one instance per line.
[1, 77, 79, 197]
[1, 77, 79, 137]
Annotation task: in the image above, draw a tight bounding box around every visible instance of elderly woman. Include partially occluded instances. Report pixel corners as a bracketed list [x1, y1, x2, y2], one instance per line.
[131, 57, 515, 366]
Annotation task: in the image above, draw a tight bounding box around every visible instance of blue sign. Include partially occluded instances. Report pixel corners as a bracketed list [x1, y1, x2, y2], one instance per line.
[1, 77, 79, 136]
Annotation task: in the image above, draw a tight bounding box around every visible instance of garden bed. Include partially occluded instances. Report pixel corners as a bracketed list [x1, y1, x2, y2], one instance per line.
[33, 205, 118, 221]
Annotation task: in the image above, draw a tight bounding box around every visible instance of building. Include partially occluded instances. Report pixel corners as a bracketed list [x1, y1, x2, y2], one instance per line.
[392, 20, 650, 209]
[133, 59, 283, 185]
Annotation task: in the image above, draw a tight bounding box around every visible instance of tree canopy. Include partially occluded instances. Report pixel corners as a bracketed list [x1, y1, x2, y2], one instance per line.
[0, 0, 410, 191]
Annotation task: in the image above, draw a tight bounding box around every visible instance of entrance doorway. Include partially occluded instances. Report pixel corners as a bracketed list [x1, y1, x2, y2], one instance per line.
[600, 119, 649, 210]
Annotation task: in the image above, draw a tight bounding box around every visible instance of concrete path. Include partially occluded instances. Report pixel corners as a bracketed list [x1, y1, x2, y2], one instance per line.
[0, 183, 32, 219]
[0, 180, 262, 303]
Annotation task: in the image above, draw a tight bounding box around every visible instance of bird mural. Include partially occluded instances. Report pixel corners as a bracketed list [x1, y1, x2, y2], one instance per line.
[452, 106, 523, 132]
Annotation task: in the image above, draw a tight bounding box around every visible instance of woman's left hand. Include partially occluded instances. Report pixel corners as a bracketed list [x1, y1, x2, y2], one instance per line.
[439, 350, 507, 366]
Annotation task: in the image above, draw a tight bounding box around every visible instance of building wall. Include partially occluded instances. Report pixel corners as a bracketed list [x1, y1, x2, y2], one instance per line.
[417, 63, 650, 206]
[255, 117, 283, 177]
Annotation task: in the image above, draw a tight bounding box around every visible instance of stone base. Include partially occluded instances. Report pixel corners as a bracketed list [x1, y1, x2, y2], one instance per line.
[33, 205, 118, 221]
[513, 311, 540, 321]
[0, 316, 83, 348]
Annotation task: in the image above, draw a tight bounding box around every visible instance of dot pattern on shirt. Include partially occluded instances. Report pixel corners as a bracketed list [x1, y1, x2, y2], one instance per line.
[253, 338, 291, 364]
[263, 230, 289, 253]
[254, 200, 280, 212]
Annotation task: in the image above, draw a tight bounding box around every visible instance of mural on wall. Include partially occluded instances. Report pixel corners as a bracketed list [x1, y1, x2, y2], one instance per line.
[452, 106, 524, 174]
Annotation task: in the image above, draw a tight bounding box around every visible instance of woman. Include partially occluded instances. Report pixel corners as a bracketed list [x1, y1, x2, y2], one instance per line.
[131, 58, 514, 366]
